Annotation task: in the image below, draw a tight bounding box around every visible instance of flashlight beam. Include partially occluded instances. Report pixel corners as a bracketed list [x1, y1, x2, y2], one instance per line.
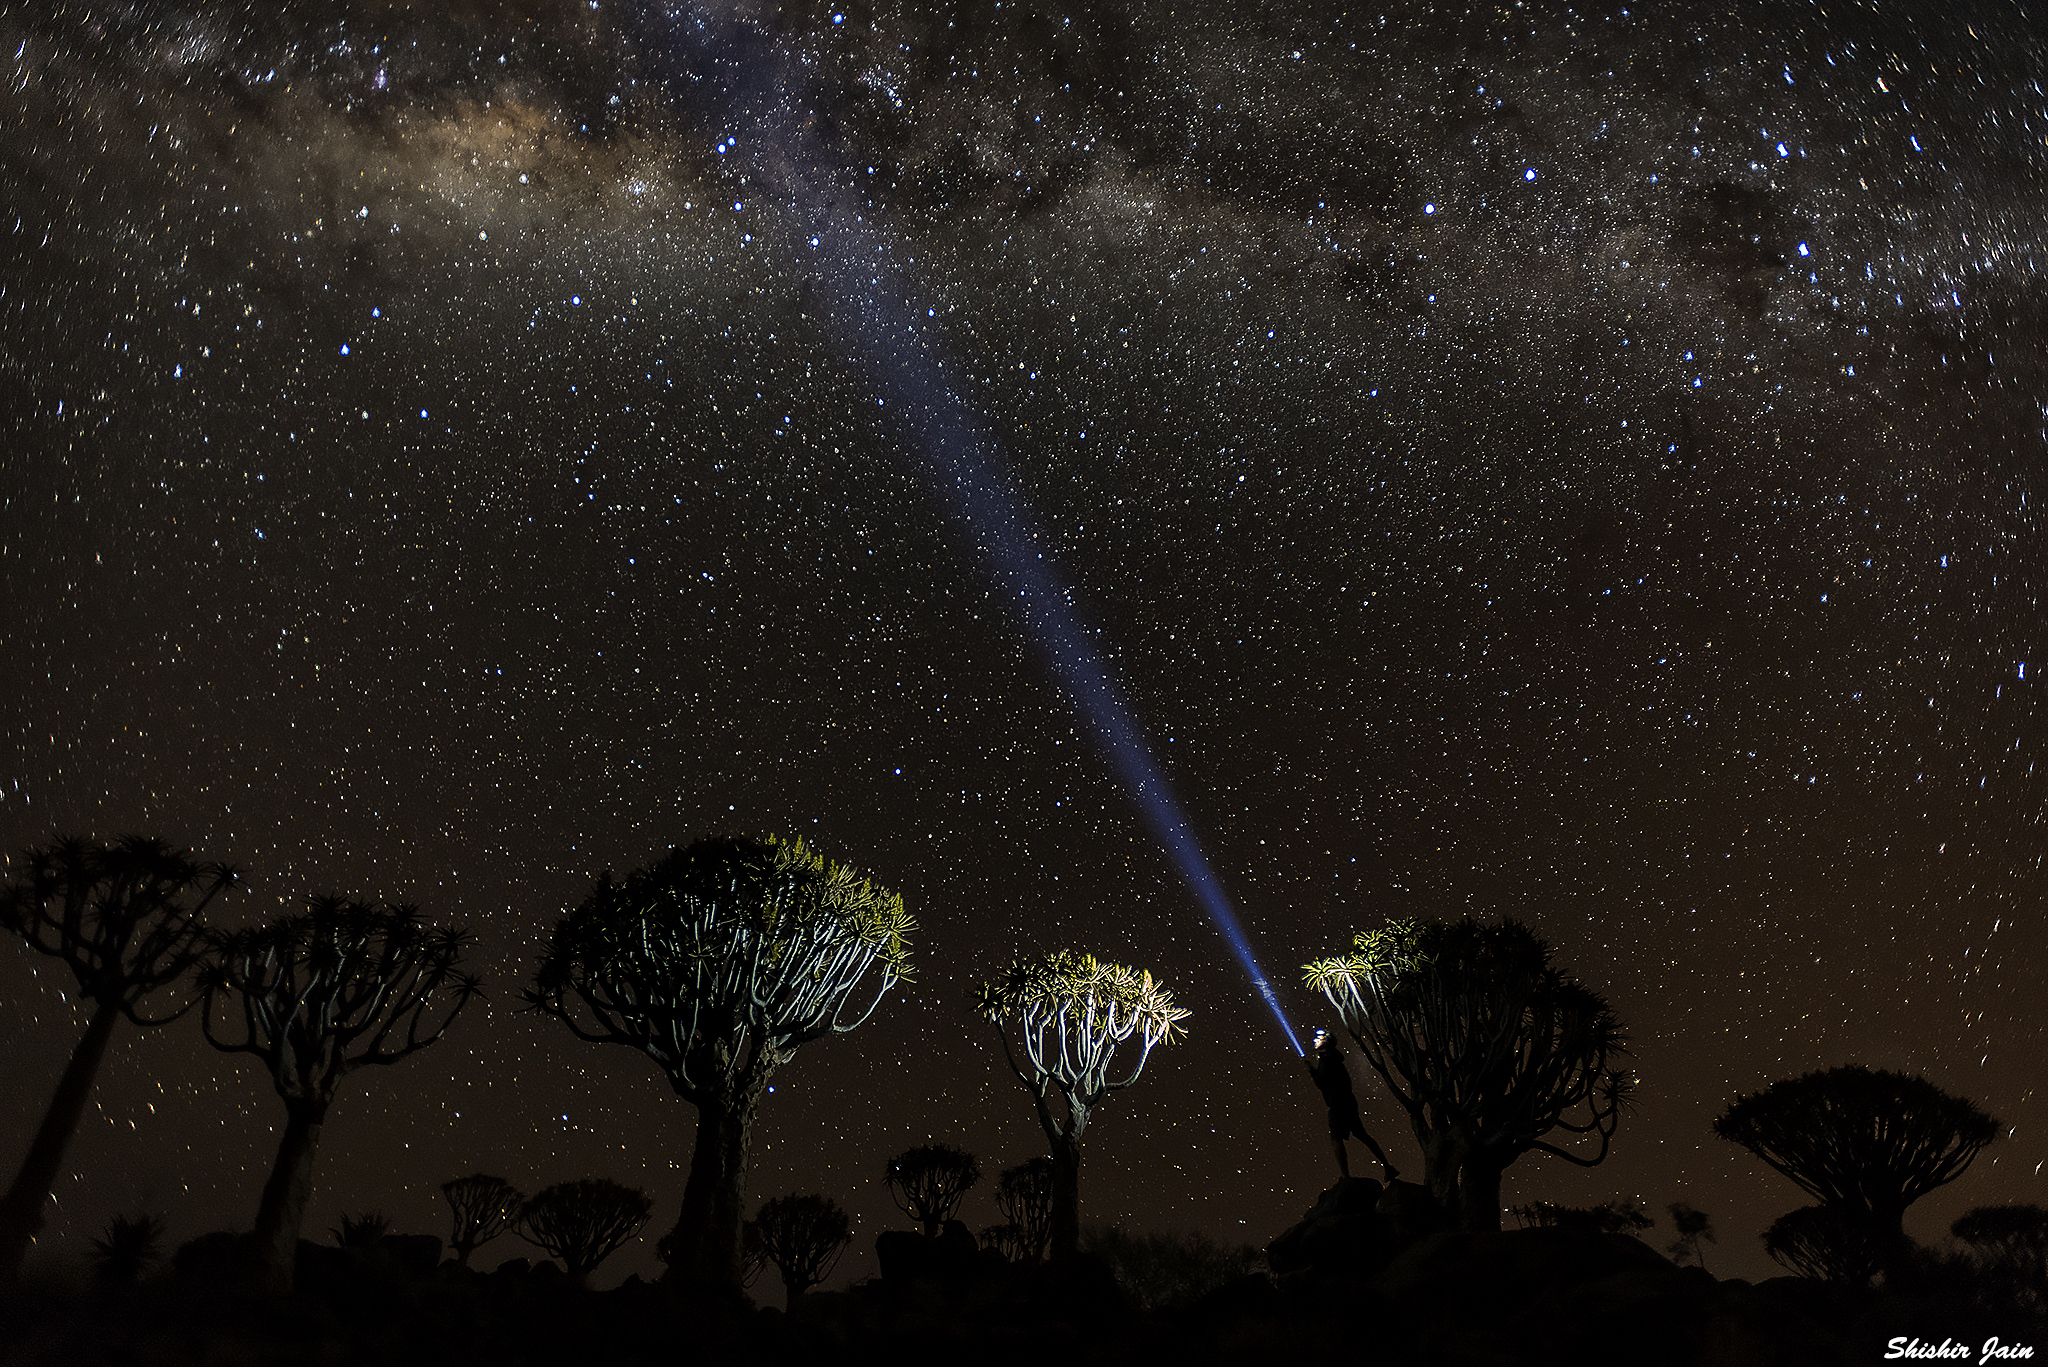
[632, 7, 1304, 1055]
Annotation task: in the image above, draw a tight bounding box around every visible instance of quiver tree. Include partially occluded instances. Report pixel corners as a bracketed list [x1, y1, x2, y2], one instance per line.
[526, 834, 912, 1289]
[0, 836, 236, 1279]
[88, 1213, 167, 1286]
[1712, 1066, 1997, 1273]
[995, 1156, 1055, 1263]
[884, 1145, 982, 1236]
[975, 952, 1189, 1259]
[1665, 1202, 1716, 1271]
[1953, 1205, 2048, 1309]
[745, 1194, 851, 1308]
[199, 898, 479, 1292]
[1763, 1205, 1884, 1284]
[1304, 918, 1630, 1232]
[442, 1174, 523, 1265]
[516, 1180, 653, 1287]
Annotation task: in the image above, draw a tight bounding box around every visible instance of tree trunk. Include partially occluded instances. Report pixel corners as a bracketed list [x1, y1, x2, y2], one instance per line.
[1047, 1134, 1083, 1261]
[1417, 1127, 1462, 1224]
[250, 1095, 329, 1294]
[1455, 1156, 1507, 1234]
[0, 999, 123, 1282]
[661, 1092, 759, 1289]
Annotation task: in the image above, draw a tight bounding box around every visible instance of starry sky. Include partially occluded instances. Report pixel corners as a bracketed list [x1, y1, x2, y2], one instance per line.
[4, 0, 2047, 1288]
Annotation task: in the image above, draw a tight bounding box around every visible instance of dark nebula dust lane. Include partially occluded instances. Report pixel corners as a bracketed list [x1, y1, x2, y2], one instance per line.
[3, 0, 2046, 1285]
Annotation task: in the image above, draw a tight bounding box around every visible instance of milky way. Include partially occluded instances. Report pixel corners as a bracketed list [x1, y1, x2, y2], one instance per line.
[3, 0, 2046, 1284]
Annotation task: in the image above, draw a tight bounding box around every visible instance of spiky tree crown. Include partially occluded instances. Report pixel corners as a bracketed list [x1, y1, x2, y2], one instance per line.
[884, 1144, 982, 1230]
[976, 950, 1188, 1089]
[746, 1193, 852, 1297]
[200, 898, 479, 1103]
[516, 1179, 653, 1282]
[2, 835, 237, 1020]
[1713, 1066, 1997, 1218]
[529, 834, 912, 1101]
[1304, 917, 1628, 1165]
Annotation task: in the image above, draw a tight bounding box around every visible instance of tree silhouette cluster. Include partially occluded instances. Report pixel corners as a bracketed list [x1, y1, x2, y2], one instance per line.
[5, 827, 2029, 1314]
[1510, 1199, 1652, 1237]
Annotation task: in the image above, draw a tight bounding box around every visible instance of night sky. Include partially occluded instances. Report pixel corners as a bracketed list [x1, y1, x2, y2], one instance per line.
[4, 0, 2047, 1289]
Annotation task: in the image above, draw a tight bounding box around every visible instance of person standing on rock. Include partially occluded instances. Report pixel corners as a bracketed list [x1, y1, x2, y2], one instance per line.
[1307, 1027, 1400, 1183]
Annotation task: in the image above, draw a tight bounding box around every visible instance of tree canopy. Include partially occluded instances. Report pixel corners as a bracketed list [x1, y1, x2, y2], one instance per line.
[1305, 917, 1629, 1232]
[528, 833, 911, 1288]
[200, 897, 479, 1291]
[976, 951, 1188, 1257]
[0, 836, 238, 1280]
[442, 1174, 524, 1266]
[516, 1180, 653, 1286]
[1713, 1066, 1996, 1248]
[884, 1144, 982, 1237]
[745, 1194, 852, 1307]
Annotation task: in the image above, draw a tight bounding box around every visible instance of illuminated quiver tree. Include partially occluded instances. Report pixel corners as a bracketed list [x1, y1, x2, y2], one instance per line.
[528, 834, 912, 1289]
[1305, 917, 1629, 1232]
[975, 951, 1189, 1259]
[200, 898, 479, 1291]
[0, 836, 236, 1281]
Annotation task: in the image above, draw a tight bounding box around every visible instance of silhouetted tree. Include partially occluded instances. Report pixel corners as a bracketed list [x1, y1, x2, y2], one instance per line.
[1764, 1204, 1883, 1284]
[975, 952, 1189, 1259]
[1713, 1066, 1996, 1270]
[516, 1180, 653, 1287]
[996, 1157, 1055, 1263]
[0, 836, 236, 1279]
[1666, 1202, 1716, 1271]
[442, 1174, 523, 1265]
[88, 1213, 167, 1286]
[331, 1212, 390, 1248]
[1510, 1199, 1652, 1236]
[1952, 1205, 2048, 1310]
[745, 1194, 851, 1308]
[1305, 918, 1629, 1232]
[528, 834, 911, 1289]
[200, 898, 479, 1292]
[981, 1223, 1027, 1261]
[884, 1144, 982, 1236]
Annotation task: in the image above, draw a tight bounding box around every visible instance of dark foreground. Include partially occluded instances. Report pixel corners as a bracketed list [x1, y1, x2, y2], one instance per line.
[3, 1182, 2041, 1367]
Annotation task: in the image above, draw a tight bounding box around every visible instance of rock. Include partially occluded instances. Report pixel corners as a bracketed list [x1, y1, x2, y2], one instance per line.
[1377, 1179, 1454, 1247]
[875, 1229, 977, 1286]
[1267, 1177, 1400, 1281]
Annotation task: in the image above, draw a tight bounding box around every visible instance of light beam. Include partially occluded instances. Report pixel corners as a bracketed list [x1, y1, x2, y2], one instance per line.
[632, 6, 1304, 1054]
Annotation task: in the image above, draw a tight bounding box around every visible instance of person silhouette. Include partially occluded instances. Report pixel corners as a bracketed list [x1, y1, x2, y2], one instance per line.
[1306, 1026, 1400, 1182]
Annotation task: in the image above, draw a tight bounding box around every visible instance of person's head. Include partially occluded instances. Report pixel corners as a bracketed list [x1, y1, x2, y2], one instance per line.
[1311, 1026, 1331, 1049]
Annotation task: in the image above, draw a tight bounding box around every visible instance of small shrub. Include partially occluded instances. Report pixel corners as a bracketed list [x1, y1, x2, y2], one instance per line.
[1081, 1226, 1263, 1312]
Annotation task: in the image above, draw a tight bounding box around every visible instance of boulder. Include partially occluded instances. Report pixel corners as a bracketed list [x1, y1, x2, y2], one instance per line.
[1266, 1177, 1400, 1281]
